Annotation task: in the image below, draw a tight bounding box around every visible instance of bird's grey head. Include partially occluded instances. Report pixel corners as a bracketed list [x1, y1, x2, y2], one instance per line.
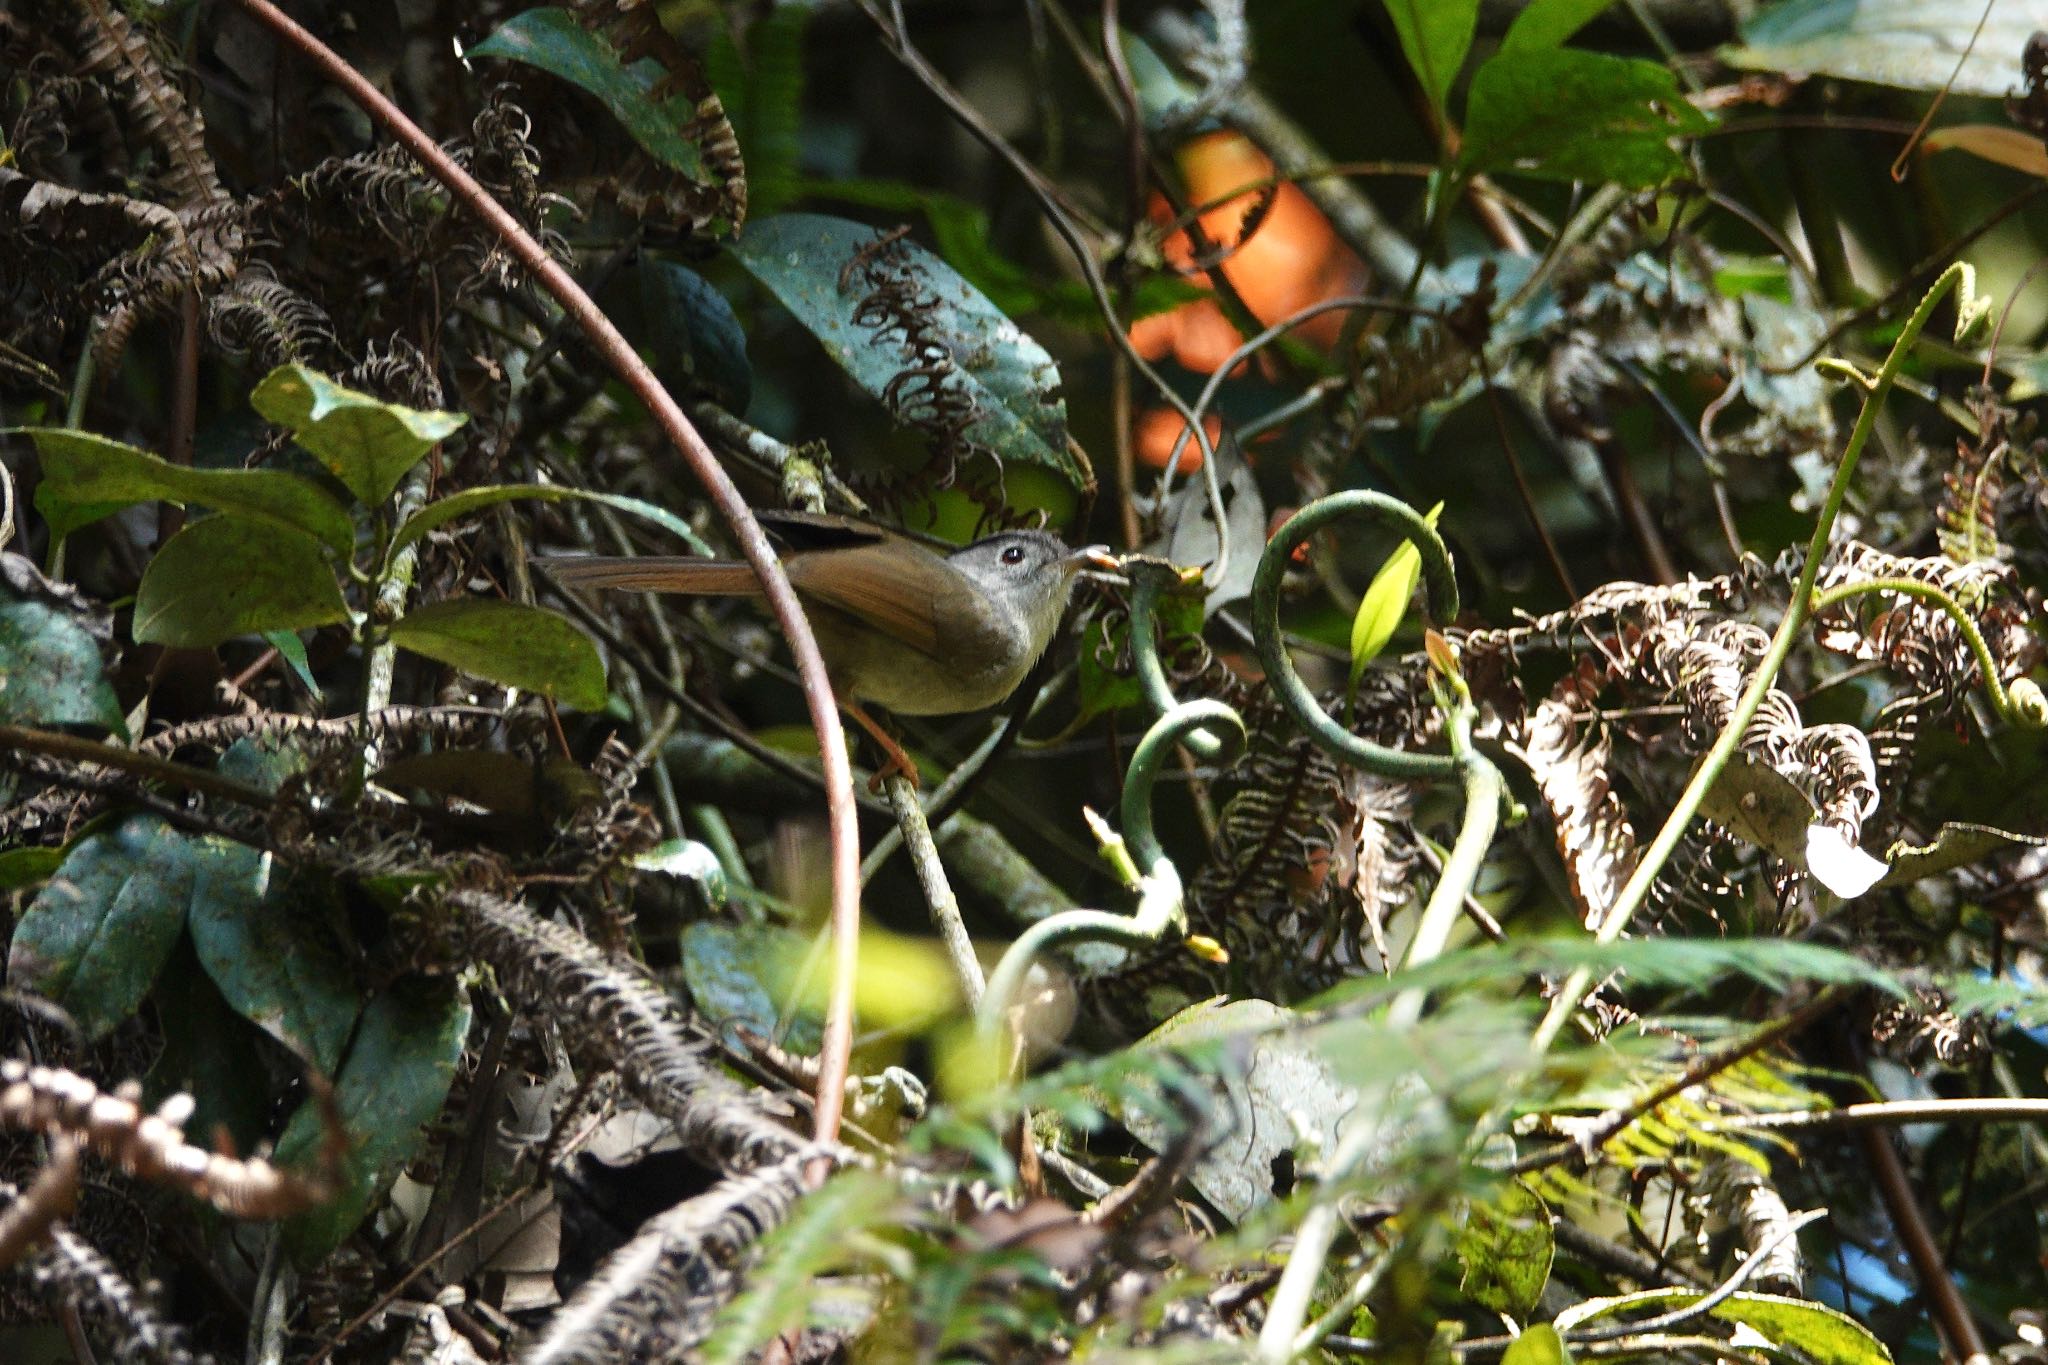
[947, 531, 1089, 640]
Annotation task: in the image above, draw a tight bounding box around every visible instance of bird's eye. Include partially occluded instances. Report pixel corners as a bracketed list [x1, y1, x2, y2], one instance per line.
[1001, 544, 1027, 566]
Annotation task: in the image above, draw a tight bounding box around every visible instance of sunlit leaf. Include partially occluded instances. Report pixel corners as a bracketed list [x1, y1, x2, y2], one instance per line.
[1555, 1289, 1891, 1365]
[251, 364, 466, 507]
[1349, 500, 1443, 684]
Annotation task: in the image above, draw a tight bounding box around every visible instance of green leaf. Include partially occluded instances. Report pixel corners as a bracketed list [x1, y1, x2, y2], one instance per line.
[1457, 1179, 1554, 1318]
[729, 213, 1082, 493]
[598, 258, 753, 410]
[1460, 47, 1713, 188]
[133, 516, 351, 649]
[1502, 0, 1614, 51]
[10, 817, 208, 1038]
[264, 629, 323, 701]
[277, 980, 472, 1263]
[188, 852, 362, 1073]
[704, 3, 809, 217]
[25, 428, 354, 552]
[0, 846, 65, 892]
[388, 482, 713, 560]
[250, 364, 467, 506]
[1502, 1325, 1573, 1365]
[0, 600, 122, 731]
[1349, 500, 1443, 684]
[1555, 1290, 1891, 1365]
[470, 7, 706, 178]
[1726, 0, 2048, 98]
[387, 598, 607, 710]
[1380, 0, 1479, 114]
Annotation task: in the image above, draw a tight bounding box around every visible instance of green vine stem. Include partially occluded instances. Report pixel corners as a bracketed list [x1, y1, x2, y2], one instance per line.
[1126, 559, 1242, 763]
[1251, 492, 1461, 781]
[1529, 260, 1990, 1056]
[976, 699, 1241, 1034]
[1808, 577, 2046, 728]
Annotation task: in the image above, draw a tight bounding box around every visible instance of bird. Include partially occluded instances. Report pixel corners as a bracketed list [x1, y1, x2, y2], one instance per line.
[539, 511, 1113, 785]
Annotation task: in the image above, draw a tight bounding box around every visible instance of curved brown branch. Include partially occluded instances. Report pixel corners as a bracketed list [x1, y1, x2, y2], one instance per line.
[227, 0, 862, 1165]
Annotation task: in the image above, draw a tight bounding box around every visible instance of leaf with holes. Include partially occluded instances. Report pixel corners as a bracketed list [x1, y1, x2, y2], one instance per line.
[729, 213, 1082, 493]
[388, 599, 607, 710]
[133, 516, 351, 648]
[251, 364, 467, 506]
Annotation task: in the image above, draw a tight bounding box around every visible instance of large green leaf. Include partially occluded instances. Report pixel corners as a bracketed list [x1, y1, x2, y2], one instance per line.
[1380, 0, 1480, 114]
[250, 365, 467, 507]
[10, 817, 207, 1037]
[728, 213, 1083, 493]
[1460, 47, 1713, 188]
[0, 600, 121, 731]
[1555, 1289, 1891, 1364]
[276, 980, 472, 1262]
[188, 852, 362, 1074]
[133, 516, 351, 649]
[471, 8, 707, 179]
[26, 428, 354, 552]
[387, 598, 607, 710]
[1726, 0, 2048, 98]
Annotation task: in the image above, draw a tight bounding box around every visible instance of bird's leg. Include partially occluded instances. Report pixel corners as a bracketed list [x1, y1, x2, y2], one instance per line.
[842, 701, 919, 791]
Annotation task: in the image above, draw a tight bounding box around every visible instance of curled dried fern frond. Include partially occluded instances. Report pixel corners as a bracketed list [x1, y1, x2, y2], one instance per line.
[454, 889, 803, 1172]
[521, 1153, 814, 1364]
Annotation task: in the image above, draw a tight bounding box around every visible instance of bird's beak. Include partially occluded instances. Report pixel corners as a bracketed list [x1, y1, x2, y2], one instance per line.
[1074, 545, 1120, 572]
[1071, 545, 1124, 585]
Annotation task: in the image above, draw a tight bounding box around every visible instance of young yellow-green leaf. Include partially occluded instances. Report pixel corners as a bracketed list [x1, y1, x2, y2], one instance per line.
[1555, 1290, 1890, 1365]
[1502, 1325, 1573, 1365]
[26, 427, 355, 552]
[1349, 501, 1444, 686]
[133, 516, 352, 649]
[251, 364, 466, 507]
[1502, 0, 1614, 52]
[387, 599, 608, 710]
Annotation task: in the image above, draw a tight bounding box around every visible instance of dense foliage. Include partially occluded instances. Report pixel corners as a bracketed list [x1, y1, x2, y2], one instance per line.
[4, 0, 2048, 1361]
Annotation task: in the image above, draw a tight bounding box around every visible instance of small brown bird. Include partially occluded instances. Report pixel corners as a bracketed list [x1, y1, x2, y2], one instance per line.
[541, 511, 1112, 783]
